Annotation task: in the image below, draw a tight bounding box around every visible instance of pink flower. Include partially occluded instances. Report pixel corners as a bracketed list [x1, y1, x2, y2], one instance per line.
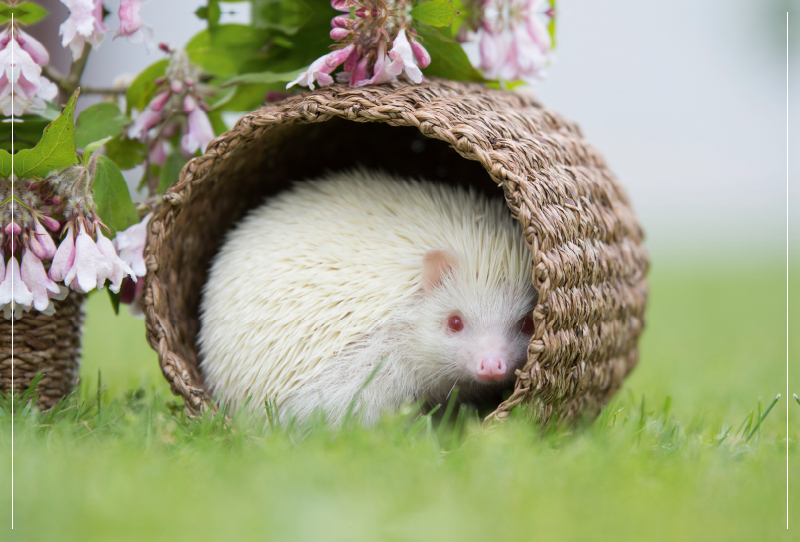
[0, 254, 33, 320]
[59, 0, 108, 60]
[0, 27, 57, 116]
[410, 40, 431, 69]
[387, 30, 423, 84]
[113, 214, 151, 278]
[127, 107, 161, 141]
[287, 44, 355, 90]
[49, 223, 76, 282]
[149, 89, 170, 112]
[461, 0, 553, 84]
[63, 223, 112, 293]
[95, 230, 135, 293]
[180, 108, 214, 156]
[148, 139, 167, 166]
[20, 249, 61, 312]
[29, 217, 57, 260]
[115, 0, 154, 48]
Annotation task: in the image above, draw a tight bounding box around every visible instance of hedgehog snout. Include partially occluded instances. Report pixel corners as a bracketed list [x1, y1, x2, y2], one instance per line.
[476, 357, 509, 382]
[467, 336, 515, 383]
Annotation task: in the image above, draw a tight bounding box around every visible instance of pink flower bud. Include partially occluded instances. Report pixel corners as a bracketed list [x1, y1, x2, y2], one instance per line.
[149, 90, 171, 112]
[331, 15, 349, 28]
[30, 218, 57, 260]
[40, 215, 61, 232]
[128, 109, 161, 141]
[183, 94, 197, 113]
[330, 27, 350, 41]
[158, 42, 171, 53]
[411, 40, 431, 68]
[5, 222, 21, 236]
[170, 80, 184, 94]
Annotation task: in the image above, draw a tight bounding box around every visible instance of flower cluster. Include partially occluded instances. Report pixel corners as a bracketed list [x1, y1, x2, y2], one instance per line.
[0, 160, 148, 320]
[59, 0, 152, 60]
[0, 24, 57, 116]
[288, 0, 430, 90]
[128, 47, 214, 168]
[459, 0, 554, 84]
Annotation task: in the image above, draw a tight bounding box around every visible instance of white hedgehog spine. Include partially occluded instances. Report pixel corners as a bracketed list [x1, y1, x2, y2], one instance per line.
[198, 169, 536, 426]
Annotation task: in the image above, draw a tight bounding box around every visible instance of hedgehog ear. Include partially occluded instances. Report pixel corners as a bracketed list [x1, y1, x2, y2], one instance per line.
[422, 247, 459, 293]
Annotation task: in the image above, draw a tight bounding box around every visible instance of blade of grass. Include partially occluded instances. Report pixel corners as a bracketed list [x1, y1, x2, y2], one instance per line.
[738, 411, 754, 438]
[746, 394, 780, 441]
[436, 388, 459, 441]
[343, 358, 387, 427]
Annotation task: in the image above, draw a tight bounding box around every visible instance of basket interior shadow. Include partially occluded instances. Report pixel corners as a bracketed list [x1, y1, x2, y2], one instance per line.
[143, 80, 649, 423]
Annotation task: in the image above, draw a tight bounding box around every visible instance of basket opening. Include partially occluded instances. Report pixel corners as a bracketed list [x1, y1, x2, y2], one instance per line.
[168, 117, 530, 413]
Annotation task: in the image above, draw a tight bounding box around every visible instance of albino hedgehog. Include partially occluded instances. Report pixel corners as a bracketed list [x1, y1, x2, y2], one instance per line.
[198, 169, 537, 427]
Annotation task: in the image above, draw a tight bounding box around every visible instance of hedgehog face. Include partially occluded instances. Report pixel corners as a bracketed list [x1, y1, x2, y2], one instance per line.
[416, 247, 536, 397]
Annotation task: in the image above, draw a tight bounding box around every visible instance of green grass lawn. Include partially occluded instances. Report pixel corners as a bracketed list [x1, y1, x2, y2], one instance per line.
[1, 255, 798, 541]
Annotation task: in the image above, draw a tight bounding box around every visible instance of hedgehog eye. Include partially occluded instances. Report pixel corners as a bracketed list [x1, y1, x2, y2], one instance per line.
[447, 315, 464, 333]
[520, 314, 534, 335]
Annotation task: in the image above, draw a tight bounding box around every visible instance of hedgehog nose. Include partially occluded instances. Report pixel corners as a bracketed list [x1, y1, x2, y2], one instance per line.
[476, 357, 508, 382]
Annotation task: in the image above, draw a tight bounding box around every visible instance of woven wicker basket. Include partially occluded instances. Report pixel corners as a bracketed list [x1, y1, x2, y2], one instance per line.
[143, 79, 649, 423]
[1, 291, 85, 409]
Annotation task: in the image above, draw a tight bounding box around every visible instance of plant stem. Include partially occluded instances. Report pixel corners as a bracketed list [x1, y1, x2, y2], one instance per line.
[42, 43, 92, 100]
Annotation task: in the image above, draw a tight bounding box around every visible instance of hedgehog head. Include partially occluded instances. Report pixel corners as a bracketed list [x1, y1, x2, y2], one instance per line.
[410, 246, 537, 399]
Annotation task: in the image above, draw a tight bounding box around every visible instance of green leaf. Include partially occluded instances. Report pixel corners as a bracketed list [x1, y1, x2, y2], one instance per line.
[126, 59, 168, 115]
[417, 27, 483, 82]
[75, 103, 131, 149]
[105, 136, 146, 170]
[186, 26, 269, 76]
[0, 150, 10, 178]
[196, 0, 221, 28]
[0, 2, 49, 25]
[220, 69, 304, 87]
[215, 84, 272, 112]
[83, 137, 113, 165]
[410, 0, 459, 27]
[107, 289, 121, 316]
[0, 116, 49, 152]
[92, 155, 139, 236]
[157, 151, 187, 194]
[39, 101, 63, 121]
[13, 90, 79, 179]
[203, 76, 238, 110]
[252, 0, 310, 35]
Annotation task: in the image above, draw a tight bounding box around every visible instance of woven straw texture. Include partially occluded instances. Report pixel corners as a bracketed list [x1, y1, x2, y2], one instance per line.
[143, 79, 649, 423]
[1, 291, 85, 409]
